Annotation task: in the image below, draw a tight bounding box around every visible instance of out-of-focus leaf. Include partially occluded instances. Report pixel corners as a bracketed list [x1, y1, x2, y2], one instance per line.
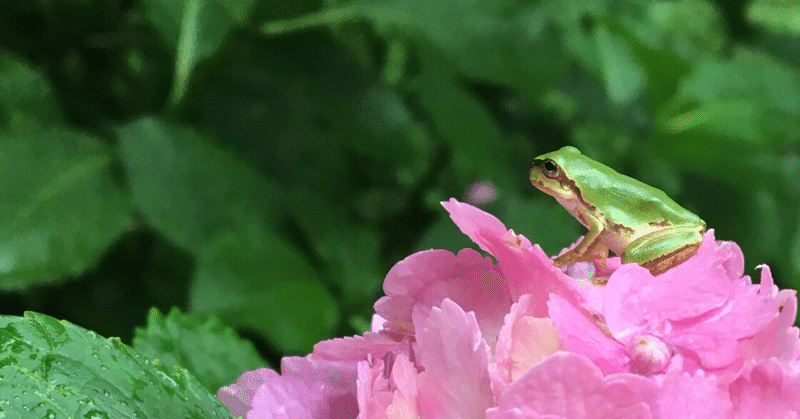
[410, 61, 516, 192]
[332, 0, 566, 100]
[289, 189, 383, 305]
[747, 0, 800, 35]
[667, 48, 800, 125]
[140, 0, 231, 106]
[654, 48, 800, 181]
[0, 130, 132, 290]
[594, 25, 645, 105]
[644, 0, 725, 57]
[190, 226, 339, 353]
[198, 39, 422, 197]
[414, 212, 475, 254]
[500, 195, 584, 257]
[133, 307, 267, 393]
[215, 0, 259, 23]
[117, 117, 282, 254]
[0, 311, 231, 418]
[141, 0, 229, 58]
[0, 52, 63, 133]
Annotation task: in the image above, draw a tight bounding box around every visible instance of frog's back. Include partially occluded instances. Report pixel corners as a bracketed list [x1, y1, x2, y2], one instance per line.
[573, 161, 701, 227]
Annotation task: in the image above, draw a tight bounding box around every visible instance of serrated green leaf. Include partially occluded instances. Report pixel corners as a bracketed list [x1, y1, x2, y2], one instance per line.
[0, 52, 64, 133]
[0, 311, 232, 418]
[117, 117, 282, 254]
[190, 226, 339, 353]
[133, 307, 267, 393]
[0, 130, 132, 290]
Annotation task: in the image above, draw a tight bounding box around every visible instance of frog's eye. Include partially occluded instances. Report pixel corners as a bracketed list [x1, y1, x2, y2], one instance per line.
[541, 159, 560, 179]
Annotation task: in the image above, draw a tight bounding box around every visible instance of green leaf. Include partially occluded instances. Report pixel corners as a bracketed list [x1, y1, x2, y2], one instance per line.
[410, 61, 516, 192]
[270, 0, 566, 99]
[140, 0, 231, 106]
[0, 52, 64, 133]
[117, 117, 283, 254]
[499, 195, 585, 257]
[594, 25, 646, 106]
[0, 130, 132, 290]
[190, 226, 340, 353]
[133, 307, 267, 393]
[288, 189, 383, 305]
[141, 0, 229, 58]
[0, 311, 232, 418]
[747, 0, 800, 35]
[659, 48, 800, 157]
[214, 0, 259, 23]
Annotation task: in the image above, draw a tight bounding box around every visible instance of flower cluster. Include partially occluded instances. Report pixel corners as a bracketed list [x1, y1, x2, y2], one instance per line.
[218, 199, 800, 418]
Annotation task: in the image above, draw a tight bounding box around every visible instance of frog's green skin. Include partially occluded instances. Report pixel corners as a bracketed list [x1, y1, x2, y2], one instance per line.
[530, 146, 706, 275]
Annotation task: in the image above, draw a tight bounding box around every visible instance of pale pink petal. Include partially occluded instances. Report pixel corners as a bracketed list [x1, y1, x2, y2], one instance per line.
[311, 332, 409, 364]
[217, 368, 276, 417]
[730, 358, 800, 418]
[414, 298, 494, 419]
[374, 246, 511, 350]
[548, 293, 629, 374]
[248, 374, 318, 419]
[442, 198, 583, 317]
[386, 354, 420, 419]
[652, 370, 732, 419]
[603, 239, 731, 339]
[716, 238, 745, 281]
[493, 293, 563, 396]
[357, 357, 393, 419]
[738, 266, 800, 365]
[486, 352, 656, 419]
[280, 356, 359, 418]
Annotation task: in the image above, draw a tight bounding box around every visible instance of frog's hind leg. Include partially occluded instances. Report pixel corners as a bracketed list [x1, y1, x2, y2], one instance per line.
[621, 227, 704, 275]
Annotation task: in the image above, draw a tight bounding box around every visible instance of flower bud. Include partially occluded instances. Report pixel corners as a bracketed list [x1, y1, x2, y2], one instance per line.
[628, 335, 673, 375]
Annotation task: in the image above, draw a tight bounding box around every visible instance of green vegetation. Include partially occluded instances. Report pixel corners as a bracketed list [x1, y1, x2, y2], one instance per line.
[0, 0, 798, 372]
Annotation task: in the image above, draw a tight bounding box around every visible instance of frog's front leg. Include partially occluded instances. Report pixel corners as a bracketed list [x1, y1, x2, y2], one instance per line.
[553, 214, 608, 266]
[622, 225, 705, 275]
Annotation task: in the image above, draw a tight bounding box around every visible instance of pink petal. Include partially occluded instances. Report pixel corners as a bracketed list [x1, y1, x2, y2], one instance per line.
[730, 358, 800, 418]
[248, 374, 318, 419]
[386, 354, 420, 419]
[311, 332, 409, 364]
[741, 271, 800, 363]
[442, 198, 583, 317]
[487, 352, 657, 419]
[217, 368, 276, 417]
[280, 356, 359, 418]
[493, 293, 563, 395]
[548, 293, 630, 374]
[414, 298, 494, 419]
[652, 370, 732, 419]
[603, 241, 732, 340]
[374, 246, 511, 350]
[357, 357, 393, 419]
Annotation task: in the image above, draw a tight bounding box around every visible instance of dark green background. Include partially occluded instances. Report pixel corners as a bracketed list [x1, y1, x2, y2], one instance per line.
[1, 0, 798, 366]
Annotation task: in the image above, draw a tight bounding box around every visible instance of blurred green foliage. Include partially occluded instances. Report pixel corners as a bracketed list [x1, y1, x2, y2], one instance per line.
[1, 0, 799, 364]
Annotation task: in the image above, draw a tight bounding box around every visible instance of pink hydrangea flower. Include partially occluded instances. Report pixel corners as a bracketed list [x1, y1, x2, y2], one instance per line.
[218, 198, 800, 418]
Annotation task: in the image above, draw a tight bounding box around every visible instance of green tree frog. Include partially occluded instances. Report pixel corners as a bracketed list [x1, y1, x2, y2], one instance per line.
[530, 146, 706, 275]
